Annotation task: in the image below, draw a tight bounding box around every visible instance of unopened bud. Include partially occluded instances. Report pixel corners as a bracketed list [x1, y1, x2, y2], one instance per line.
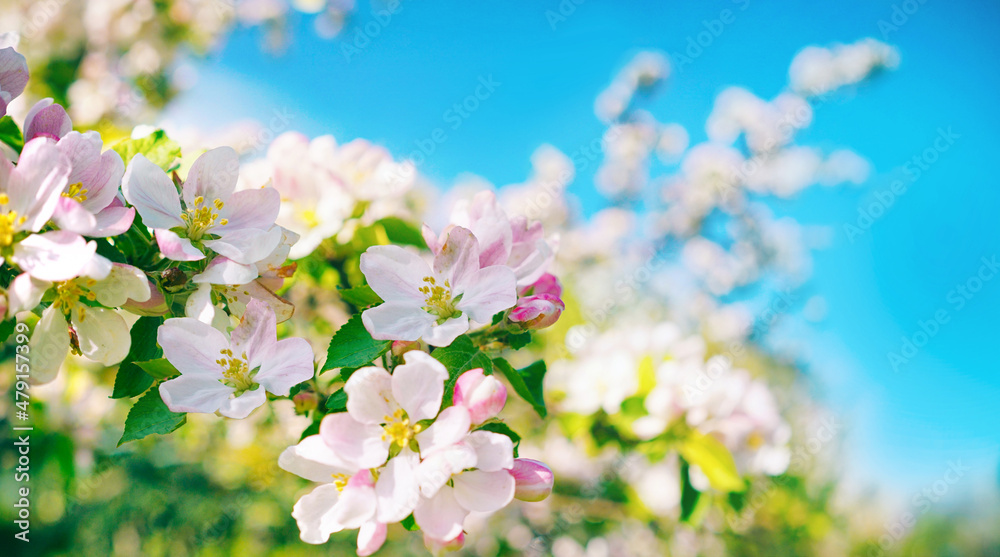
[453, 368, 506, 425]
[509, 294, 564, 330]
[510, 458, 554, 502]
[293, 391, 319, 414]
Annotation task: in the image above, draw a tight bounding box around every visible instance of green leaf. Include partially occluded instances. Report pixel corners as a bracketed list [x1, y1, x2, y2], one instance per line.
[322, 313, 392, 372]
[112, 316, 164, 399]
[678, 430, 745, 493]
[337, 285, 383, 308]
[94, 238, 127, 264]
[325, 389, 348, 413]
[477, 422, 521, 457]
[376, 217, 427, 248]
[400, 514, 420, 531]
[300, 419, 321, 441]
[492, 358, 547, 418]
[118, 387, 186, 446]
[0, 319, 14, 344]
[135, 358, 179, 380]
[679, 459, 703, 523]
[506, 331, 532, 350]
[0, 116, 24, 152]
[431, 335, 493, 407]
[111, 129, 181, 171]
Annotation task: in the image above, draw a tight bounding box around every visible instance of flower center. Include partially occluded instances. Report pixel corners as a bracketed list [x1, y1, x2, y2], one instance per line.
[381, 408, 422, 449]
[216, 348, 256, 392]
[331, 473, 350, 492]
[746, 431, 765, 450]
[419, 276, 459, 322]
[62, 182, 89, 203]
[0, 193, 27, 249]
[181, 196, 229, 241]
[51, 279, 97, 318]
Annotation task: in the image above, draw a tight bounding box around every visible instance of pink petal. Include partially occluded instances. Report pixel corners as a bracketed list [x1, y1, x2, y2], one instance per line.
[319, 412, 389, 469]
[344, 366, 397, 424]
[27, 306, 68, 384]
[121, 154, 184, 230]
[422, 315, 470, 347]
[329, 472, 377, 530]
[182, 147, 239, 205]
[214, 187, 280, 232]
[374, 450, 420, 523]
[413, 485, 468, 543]
[255, 337, 314, 396]
[57, 131, 124, 213]
[228, 298, 276, 367]
[157, 317, 230, 377]
[155, 228, 205, 261]
[455, 265, 517, 323]
[278, 435, 356, 482]
[218, 388, 267, 419]
[203, 225, 281, 264]
[433, 226, 480, 288]
[52, 196, 97, 235]
[12, 230, 95, 281]
[356, 521, 387, 557]
[192, 256, 258, 286]
[24, 99, 71, 141]
[292, 484, 342, 544]
[90, 204, 135, 237]
[359, 245, 432, 304]
[361, 302, 436, 342]
[465, 431, 514, 472]
[9, 138, 70, 231]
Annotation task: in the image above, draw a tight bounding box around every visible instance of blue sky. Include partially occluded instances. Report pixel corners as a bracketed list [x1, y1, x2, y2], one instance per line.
[168, 0, 1000, 499]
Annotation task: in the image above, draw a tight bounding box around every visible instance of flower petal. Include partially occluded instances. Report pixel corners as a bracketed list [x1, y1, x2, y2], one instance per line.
[423, 315, 470, 347]
[12, 230, 95, 281]
[155, 228, 205, 261]
[229, 298, 276, 367]
[356, 521, 387, 557]
[413, 485, 468, 543]
[292, 484, 342, 544]
[192, 256, 258, 285]
[415, 443, 476, 498]
[465, 431, 514, 472]
[121, 154, 184, 229]
[455, 265, 517, 323]
[319, 412, 389, 469]
[51, 196, 97, 235]
[374, 449, 420, 524]
[256, 337, 314, 396]
[90, 204, 135, 237]
[5, 272, 48, 317]
[278, 435, 356, 482]
[72, 306, 130, 365]
[391, 350, 448, 422]
[157, 317, 230, 377]
[416, 406, 471, 456]
[453, 469, 515, 513]
[24, 98, 71, 141]
[158, 375, 234, 414]
[57, 131, 124, 213]
[215, 187, 280, 232]
[361, 302, 436, 342]
[345, 366, 396, 424]
[329, 471, 377, 530]
[28, 306, 68, 384]
[359, 245, 432, 304]
[90, 263, 151, 307]
[218, 388, 267, 419]
[203, 225, 281, 264]
[433, 226, 480, 288]
[182, 147, 239, 205]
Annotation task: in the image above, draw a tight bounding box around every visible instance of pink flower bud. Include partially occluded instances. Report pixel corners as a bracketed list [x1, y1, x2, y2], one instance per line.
[391, 340, 421, 357]
[509, 294, 564, 330]
[510, 458, 554, 502]
[292, 391, 319, 414]
[518, 273, 562, 297]
[453, 368, 506, 424]
[424, 531, 465, 555]
[123, 281, 169, 316]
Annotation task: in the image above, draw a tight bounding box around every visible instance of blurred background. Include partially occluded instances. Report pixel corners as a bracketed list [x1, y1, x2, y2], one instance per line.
[1, 0, 998, 555]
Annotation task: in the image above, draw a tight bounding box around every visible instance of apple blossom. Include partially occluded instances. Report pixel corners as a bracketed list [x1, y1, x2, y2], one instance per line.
[1, 138, 102, 281]
[121, 147, 282, 264]
[509, 293, 564, 330]
[360, 226, 517, 347]
[25, 261, 151, 383]
[23, 98, 72, 142]
[452, 368, 507, 425]
[157, 299, 313, 419]
[510, 458, 554, 502]
[0, 45, 27, 117]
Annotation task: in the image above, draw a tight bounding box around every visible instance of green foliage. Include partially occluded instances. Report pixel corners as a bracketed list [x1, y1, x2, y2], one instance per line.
[0, 116, 24, 152]
[678, 430, 745, 493]
[431, 335, 493, 407]
[337, 284, 383, 308]
[325, 389, 348, 413]
[112, 317, 164, 399]
[111, 129, 181, 171]
[400, 514, 420, 531]
[376, 217, 427, 248]
[0, 319, 14, 344]
[492, 358, 548, 418]
[322, 314, 392, 372]
[134, 358, 180, 380]
[118, 387, 187, 446]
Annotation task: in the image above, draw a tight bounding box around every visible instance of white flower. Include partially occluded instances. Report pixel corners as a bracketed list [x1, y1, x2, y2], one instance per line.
[157, 299, 314, 419]
[121, 147, 282, 264]
[360, 226, 516, 347]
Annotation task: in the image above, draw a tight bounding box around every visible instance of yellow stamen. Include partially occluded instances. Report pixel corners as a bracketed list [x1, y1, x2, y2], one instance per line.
[331, 473, 350, 492]
[62, 182, 89, 203]
[216, 348, 255, 392]
[381, 408, 423, 448]
[180, 196, 226, 240]
[418, 276, 457, 320]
